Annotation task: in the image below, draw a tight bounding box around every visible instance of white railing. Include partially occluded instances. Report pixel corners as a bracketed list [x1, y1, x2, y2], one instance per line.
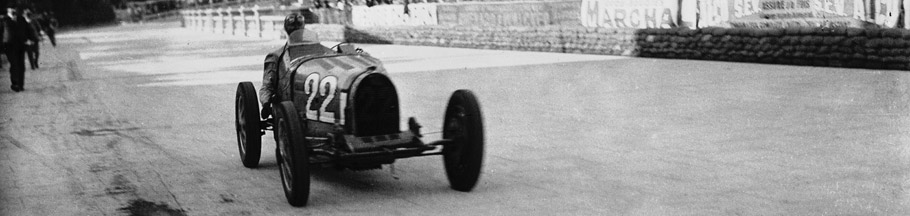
[181, 5, 288, 39]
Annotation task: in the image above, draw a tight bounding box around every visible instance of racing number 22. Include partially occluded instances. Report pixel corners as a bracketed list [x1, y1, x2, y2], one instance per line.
[303, 73, 345, 123]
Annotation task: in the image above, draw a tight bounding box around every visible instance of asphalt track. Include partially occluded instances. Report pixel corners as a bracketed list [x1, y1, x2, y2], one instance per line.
[1, 22, 909, 215]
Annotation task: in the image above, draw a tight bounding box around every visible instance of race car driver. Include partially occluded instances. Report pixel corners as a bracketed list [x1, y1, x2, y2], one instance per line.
[259, 13, 332, 119]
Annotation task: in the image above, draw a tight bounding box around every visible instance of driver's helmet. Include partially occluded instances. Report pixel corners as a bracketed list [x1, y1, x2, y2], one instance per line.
[284, 13, 305, 35]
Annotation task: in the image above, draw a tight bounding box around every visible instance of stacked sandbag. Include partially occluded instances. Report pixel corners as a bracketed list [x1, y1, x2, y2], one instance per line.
[560, 27, 636, 56]
[636, 27, 910, 70]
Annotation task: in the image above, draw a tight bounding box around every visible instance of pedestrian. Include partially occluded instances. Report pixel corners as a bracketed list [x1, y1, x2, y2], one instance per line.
[24, 9, 42, 70]
[403, 0, 410, 15]
[1, 6, 39, 92]
[39, 12, 55, 47]
[0, 13, 4, 70]
[127, 6, 136, 22]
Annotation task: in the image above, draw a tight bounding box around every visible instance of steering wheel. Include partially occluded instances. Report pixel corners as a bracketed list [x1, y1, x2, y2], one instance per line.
[331, 42, 363, 54]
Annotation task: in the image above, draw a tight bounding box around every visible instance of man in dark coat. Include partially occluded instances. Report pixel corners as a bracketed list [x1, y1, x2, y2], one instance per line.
[2, 7, 39, 92]
[24, 9, 42, 70]
[39, 11, 56, 47]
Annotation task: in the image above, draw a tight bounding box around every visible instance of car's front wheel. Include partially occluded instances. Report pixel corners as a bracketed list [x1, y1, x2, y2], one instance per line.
[274, 101, 310, 207]
[442, 90, 485, 192]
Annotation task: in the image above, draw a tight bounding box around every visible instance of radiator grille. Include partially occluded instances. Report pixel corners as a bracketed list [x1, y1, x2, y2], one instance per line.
[352, 74, 400, 136]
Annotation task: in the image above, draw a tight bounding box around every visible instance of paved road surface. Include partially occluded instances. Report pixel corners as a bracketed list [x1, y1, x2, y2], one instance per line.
[1, 22, 909, 215]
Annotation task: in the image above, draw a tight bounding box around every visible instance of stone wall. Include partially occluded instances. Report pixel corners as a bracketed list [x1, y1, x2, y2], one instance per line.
[311, 25, 638, 54]
[436, 0, 581, 26]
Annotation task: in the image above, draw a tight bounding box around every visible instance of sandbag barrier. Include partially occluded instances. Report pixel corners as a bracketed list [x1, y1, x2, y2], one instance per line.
[636, 27, 910, 70]
[304, 24, 910, 70]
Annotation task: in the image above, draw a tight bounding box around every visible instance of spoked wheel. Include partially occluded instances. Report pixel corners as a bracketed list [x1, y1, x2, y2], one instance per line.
[235, 82, 262, 168]
[442, 89, 485, 192]
[274, 101, 310, 207]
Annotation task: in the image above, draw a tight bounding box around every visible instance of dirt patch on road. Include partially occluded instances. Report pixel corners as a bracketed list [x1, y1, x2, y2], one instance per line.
[118, 199, 186, 216]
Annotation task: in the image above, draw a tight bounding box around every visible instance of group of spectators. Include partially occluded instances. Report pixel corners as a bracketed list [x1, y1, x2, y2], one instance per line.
[121, 0, 183, 22]
[125, 1, 182, 22]
[311, 0, 486, 9]
[311, 0, 402, 9]
[3, 6, 58, 92]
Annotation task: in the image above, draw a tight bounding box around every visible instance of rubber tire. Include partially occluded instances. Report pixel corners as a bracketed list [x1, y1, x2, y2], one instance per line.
[274, 101, 310, 207]
[442, 89, 485, 192]
[235, 82, 262, 168]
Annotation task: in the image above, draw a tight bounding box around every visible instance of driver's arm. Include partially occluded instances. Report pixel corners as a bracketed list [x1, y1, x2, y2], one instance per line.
[259, 52, 279, 106]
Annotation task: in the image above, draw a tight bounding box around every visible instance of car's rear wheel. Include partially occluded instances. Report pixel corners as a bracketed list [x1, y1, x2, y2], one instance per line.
[274, 101, 310, 207]
[442, 89, 484, 192]
[235, 82, 261, 168]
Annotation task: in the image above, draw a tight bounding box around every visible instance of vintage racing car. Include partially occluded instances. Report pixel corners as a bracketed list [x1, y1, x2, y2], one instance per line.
[234, 41, 485, 206]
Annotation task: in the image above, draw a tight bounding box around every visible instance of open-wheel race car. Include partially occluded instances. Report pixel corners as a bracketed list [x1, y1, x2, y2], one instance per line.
[233, 41, 485, 207]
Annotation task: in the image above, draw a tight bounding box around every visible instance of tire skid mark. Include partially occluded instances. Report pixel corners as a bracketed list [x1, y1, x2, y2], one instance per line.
[71, 125, 185, 163]
[72, 127, 140, 137]
[81, 129, 183, 213]
[66, 61, 83, 81]
[73, 121, 189, 213]
[218, 194, 237, 203]
[0, 132, 75, 175]
[0, 133, 38, 156]
[153, 170, 184, 210]
[105, 173, 137, 196]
